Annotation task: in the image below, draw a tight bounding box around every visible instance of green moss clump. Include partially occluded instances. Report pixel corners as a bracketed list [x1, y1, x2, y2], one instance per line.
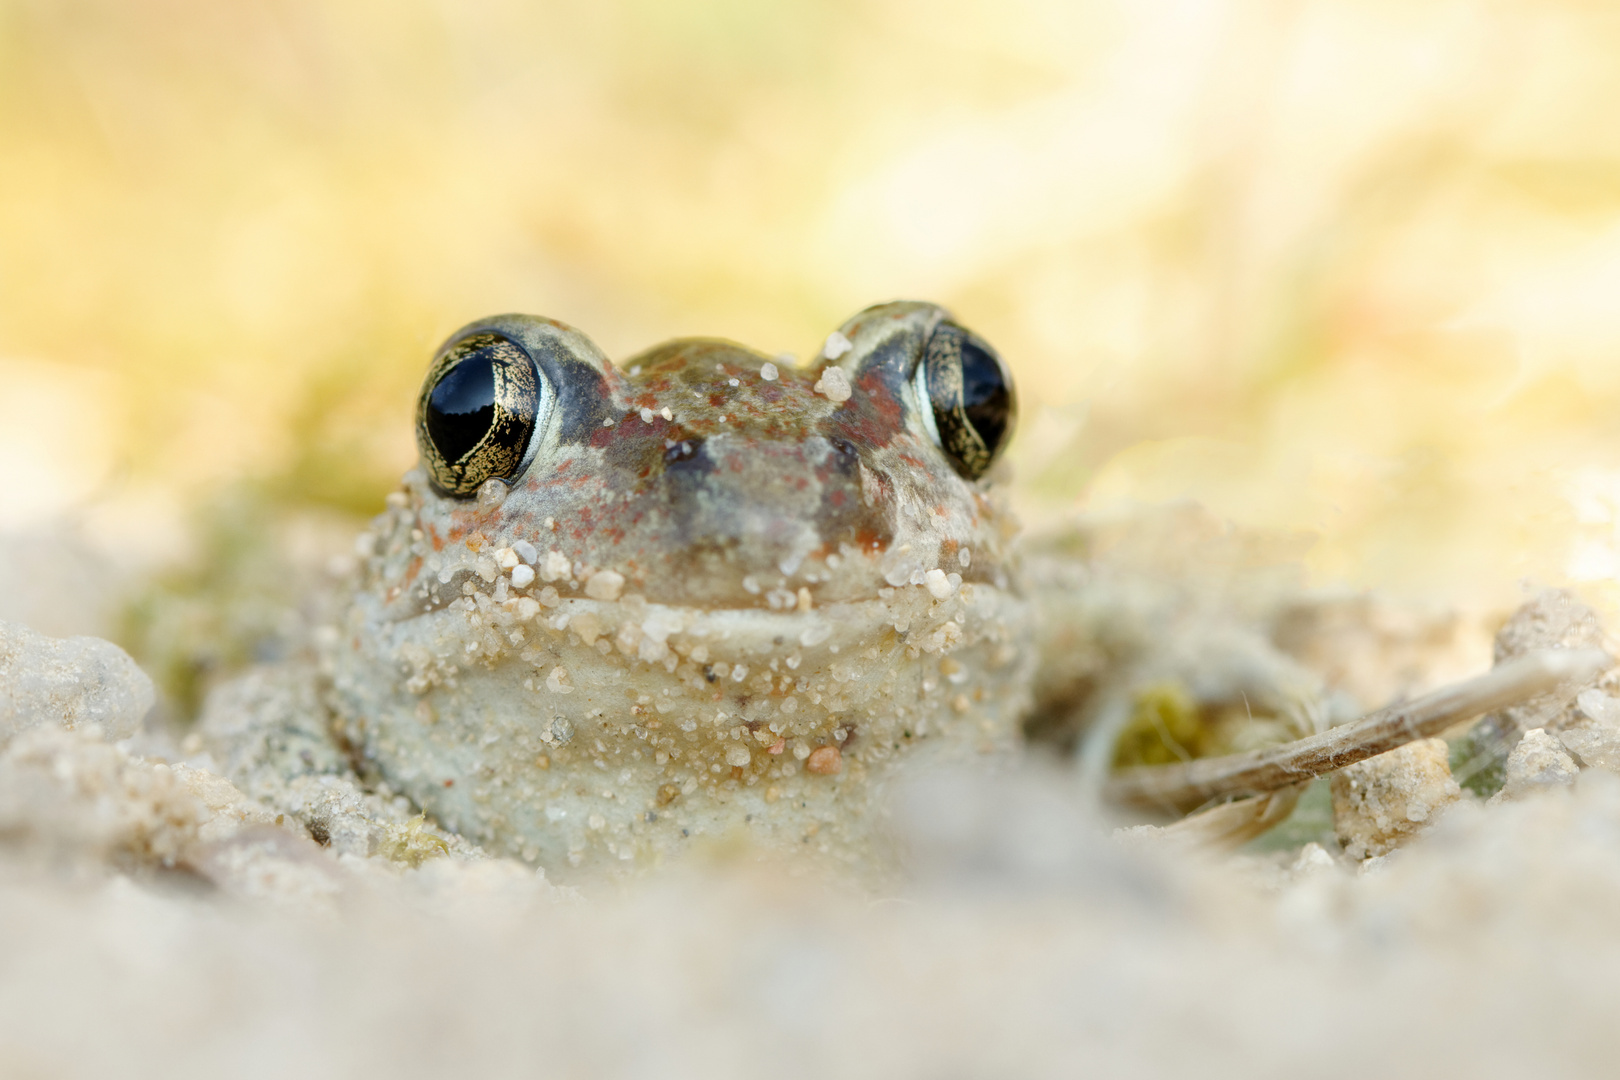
[1112, 681, 1299, 768]
[1450, 726, 1510, 799]
[1112, 683, 1203, 768]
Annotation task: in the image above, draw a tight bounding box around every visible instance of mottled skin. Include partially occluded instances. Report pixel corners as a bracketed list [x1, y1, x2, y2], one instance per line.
[327, 303, 1034, 878]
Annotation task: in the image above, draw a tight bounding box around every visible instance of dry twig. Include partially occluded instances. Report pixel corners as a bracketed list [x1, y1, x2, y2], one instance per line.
[1106, 648, 1612, 814]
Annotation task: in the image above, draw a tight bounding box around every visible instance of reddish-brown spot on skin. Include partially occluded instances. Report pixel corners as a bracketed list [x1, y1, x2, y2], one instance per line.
[853, 527, 887, 552]
[829, 367, 905, 452]
[402, 556, 424, 589]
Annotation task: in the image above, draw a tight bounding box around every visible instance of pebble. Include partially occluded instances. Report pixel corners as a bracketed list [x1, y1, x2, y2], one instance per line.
[1454, 588, 1609, 795]
[1331, 737, 1461, 860]
[1555, 688, 1620, 773]
[814, 366, 853, 403]
[0, 620, 154, 742]
[806, 745, 842, 775]
[923, 569, 957, 600]
[1483, 589, 1606, 738]
[821, 330, 853, 359]
[584, 570, 624, 601]
[476, 478, 508, 512]
[1494, 728, 1580, 802]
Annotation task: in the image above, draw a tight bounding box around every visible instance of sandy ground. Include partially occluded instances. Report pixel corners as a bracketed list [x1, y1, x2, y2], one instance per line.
[6, 691, 1620, 1078]
[3, 529, 1618, 1079]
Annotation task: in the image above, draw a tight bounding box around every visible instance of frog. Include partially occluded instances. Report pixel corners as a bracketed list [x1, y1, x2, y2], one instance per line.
[199, 300, 1325, 882]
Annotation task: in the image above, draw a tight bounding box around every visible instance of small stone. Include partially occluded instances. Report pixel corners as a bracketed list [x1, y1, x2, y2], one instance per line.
[1558, 723, 1620, 772]
[510, 564, 535, 588]
[1494, 589, 1605, 663]
[1289, 841, 1338, 878]
[821, 330, 853, 360]
[1454, 589, 1608, 796]
[813, 366, 853, 403]
[760, 362, 779, 382]
[1559, 689, 1620, 772]
[513, 539, 539, 564]
[0, 620, 155, 742]
[584, 570, 625, 601]
[1494, 728, 1579, 802]
[475, 478, 507, 512]
[540, 550, 572, 582]
[923, 568, 956, 599]
[1575, 686, 1620, 725]
[1484, 589, 1606, 736]
[1331, 737, 1462, 860]
[806, 745, 843, 775]
[725, 745, 752, 768]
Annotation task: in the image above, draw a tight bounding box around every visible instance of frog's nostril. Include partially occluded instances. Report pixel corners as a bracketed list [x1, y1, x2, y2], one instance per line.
[662, 438, 707, 469]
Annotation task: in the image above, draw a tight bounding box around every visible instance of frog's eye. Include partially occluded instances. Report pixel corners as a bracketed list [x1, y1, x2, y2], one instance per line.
[417, 332, 550, 498]
[912, 322, 1015, 480]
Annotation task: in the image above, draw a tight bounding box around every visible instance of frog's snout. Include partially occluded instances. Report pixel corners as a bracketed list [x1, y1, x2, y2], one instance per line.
[655, 431, 887, 579]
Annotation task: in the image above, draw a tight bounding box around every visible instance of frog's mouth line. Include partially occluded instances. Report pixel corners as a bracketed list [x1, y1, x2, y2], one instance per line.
[387, 576, 992, 675]
[398, 562, 988, 622]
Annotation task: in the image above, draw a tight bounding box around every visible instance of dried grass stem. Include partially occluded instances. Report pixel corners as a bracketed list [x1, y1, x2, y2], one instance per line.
[1105, 648, 1612, 814]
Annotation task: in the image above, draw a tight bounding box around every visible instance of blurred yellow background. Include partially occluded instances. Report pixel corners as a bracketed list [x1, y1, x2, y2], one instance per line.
[6, 0, 1620, 613]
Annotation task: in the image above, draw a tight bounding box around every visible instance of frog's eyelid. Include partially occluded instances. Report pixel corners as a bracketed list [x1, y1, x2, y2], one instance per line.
[910, 360, 944, 451]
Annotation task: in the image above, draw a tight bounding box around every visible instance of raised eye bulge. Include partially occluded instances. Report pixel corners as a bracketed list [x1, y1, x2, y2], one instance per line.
[417, 332, 549, 497]
[914, 322, 1016, 480]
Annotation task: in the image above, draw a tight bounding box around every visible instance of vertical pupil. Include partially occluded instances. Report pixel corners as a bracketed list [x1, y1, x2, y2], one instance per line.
[426, 353, 498, 465]
[956, 336, 1009, 453]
